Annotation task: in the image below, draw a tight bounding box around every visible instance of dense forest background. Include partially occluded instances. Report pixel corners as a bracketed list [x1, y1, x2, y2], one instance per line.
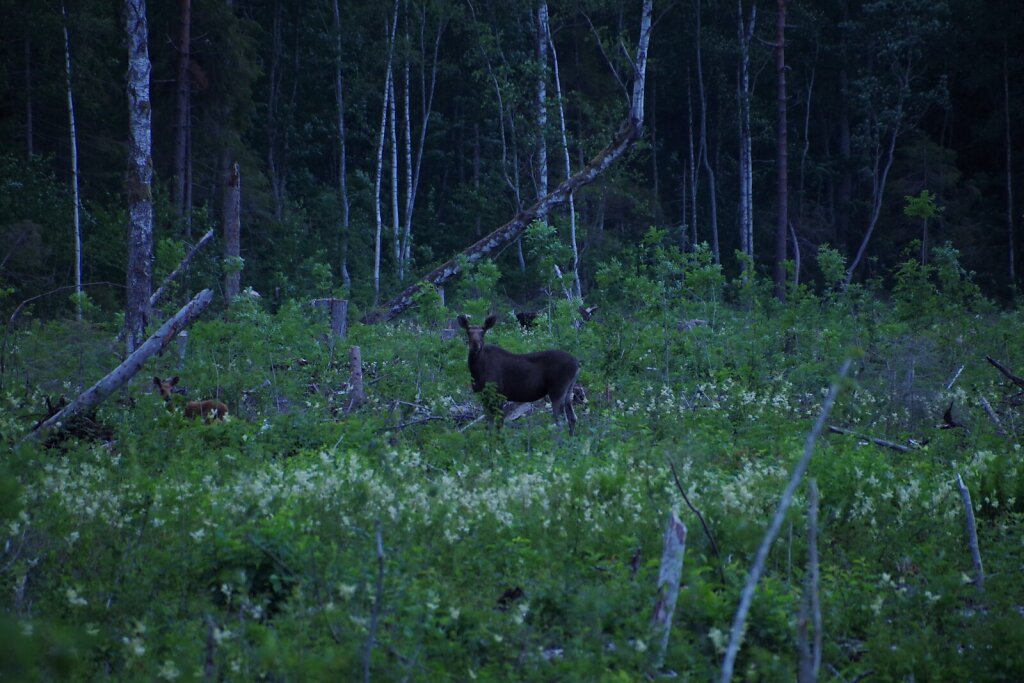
[1, 0, 1022, 317]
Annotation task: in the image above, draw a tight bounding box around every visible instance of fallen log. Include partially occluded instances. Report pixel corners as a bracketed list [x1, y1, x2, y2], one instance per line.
[22, 289, 214, 443]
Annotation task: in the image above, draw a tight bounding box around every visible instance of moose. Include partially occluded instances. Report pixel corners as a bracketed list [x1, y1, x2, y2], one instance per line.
[153, 376, 228, 423]
[457, 314, 580, 434]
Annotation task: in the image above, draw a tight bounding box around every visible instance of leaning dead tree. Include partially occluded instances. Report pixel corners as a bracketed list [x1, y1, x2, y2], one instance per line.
[363, 0, 654, 324]
[23, 289, 214, 443]
[150, 228, 215, 308]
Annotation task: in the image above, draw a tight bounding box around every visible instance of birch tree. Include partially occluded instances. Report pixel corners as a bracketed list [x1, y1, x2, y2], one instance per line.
[773, 0, 788, 301]
[695, 0, 720, 263]
[844, 0, 947, 286]
[737, 0, 756, 271]
[367, 0, 654, 324]
[123, 0, 154, 353]
[373, 2, 399, 304]
[544, 1, 582, 299]
[400, 3, 444, 281]
[331, 0, 351, 290]
[61, 3, 82, 320]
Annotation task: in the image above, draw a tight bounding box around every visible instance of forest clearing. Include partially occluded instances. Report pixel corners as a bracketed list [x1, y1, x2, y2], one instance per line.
[2, 0, 1024, 679]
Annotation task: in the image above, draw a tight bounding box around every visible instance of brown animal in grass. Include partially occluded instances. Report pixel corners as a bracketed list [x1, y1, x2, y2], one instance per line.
[153, 376, 228, 422]
[457, 314, 580, 434]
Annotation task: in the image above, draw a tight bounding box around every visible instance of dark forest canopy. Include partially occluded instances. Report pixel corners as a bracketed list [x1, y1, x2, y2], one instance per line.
[0, 0, 1022, 317]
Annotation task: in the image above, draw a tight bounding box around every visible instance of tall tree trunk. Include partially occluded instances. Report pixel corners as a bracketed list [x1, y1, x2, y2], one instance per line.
[222, 162, 241, 302]
[389, 68, 400, 276]
[401, 6, 443, 279]
[24, 34, 33, 159]
[737, 1, 756, 270]
[687, 73, 699, 249]
[267, 0, 284, 220]
[373, 4, 399, 304]
[536, 2, 549, 210]
[1005, 37, 1016, 287]
[836, 3, 852, 252]
[123, 0, 154, 353]
[696, 0, 720, 263]
[545, 0, 582, 299]
[773, 0, 788, 301]
[62, 4, 82, 320]
[367, 0, 653, 324]
[844, 104, 903, 286]
[172, 0, 191, 230]
[331, 0, 351, 290]
[650, 77, 659, 202]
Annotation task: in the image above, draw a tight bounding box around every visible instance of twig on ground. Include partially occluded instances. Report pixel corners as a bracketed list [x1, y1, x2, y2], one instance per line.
[827, 425, 913, 453]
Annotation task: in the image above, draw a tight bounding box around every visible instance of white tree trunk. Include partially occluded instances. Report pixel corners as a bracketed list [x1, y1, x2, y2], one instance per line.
[123, 0, 154, 353]
[737, 1, 756, 269]
[389, 67, 400, 276]
[536, 2, 549, 208]
[545, 2, 582, 299]
[62, 4, 82, 320]
[401, 9, 443, 279]
[373, 4, 399, 304]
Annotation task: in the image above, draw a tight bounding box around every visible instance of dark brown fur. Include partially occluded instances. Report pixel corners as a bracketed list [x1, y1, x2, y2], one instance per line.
[458, 314, 579, 433]
[154, 376, 228, 423]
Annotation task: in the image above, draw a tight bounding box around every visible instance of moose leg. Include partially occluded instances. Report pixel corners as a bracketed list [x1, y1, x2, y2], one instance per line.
[550, 383, 577, 435]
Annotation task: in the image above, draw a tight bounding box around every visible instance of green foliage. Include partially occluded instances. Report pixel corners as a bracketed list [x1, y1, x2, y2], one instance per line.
[903, 189, 940, 222]
[893, 242, 983, 322]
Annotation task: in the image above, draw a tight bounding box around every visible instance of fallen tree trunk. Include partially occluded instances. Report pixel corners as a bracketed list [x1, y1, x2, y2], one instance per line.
[23, 289, 214, 443]
[363, 0, 653, 324]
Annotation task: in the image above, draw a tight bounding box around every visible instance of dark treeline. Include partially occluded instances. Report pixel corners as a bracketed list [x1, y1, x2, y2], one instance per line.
[1, 0, 1022, 316]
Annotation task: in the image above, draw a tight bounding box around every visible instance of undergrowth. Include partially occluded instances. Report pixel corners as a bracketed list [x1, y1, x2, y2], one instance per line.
[2, 244, 1022, 681]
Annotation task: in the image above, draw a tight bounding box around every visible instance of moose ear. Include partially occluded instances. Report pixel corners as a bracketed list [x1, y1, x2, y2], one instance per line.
[153, 376, 161, 386]
[457, 314, 470, 329]
[170, 376, 180, 386]
[483, 315, 497, 330]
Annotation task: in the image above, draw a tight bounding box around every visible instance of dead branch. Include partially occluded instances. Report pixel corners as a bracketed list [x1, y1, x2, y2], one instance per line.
[667, 457, 725, 585]
[956, 473, 985, 593]
[985, 355, 1024, 390]
[978, 395, 1007, 437]
[150, 228, 215, 309]
[22, 289, 214, 443]
[827, 425, 913, 453]
[945, 364, 965, 392]
[720, 359, 851, 683]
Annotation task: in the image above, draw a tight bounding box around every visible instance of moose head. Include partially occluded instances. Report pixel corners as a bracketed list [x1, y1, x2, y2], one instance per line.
[457, 314, 579, 433]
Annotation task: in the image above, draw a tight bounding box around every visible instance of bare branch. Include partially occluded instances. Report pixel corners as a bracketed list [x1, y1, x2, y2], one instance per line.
[720, 359, 851, 683]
